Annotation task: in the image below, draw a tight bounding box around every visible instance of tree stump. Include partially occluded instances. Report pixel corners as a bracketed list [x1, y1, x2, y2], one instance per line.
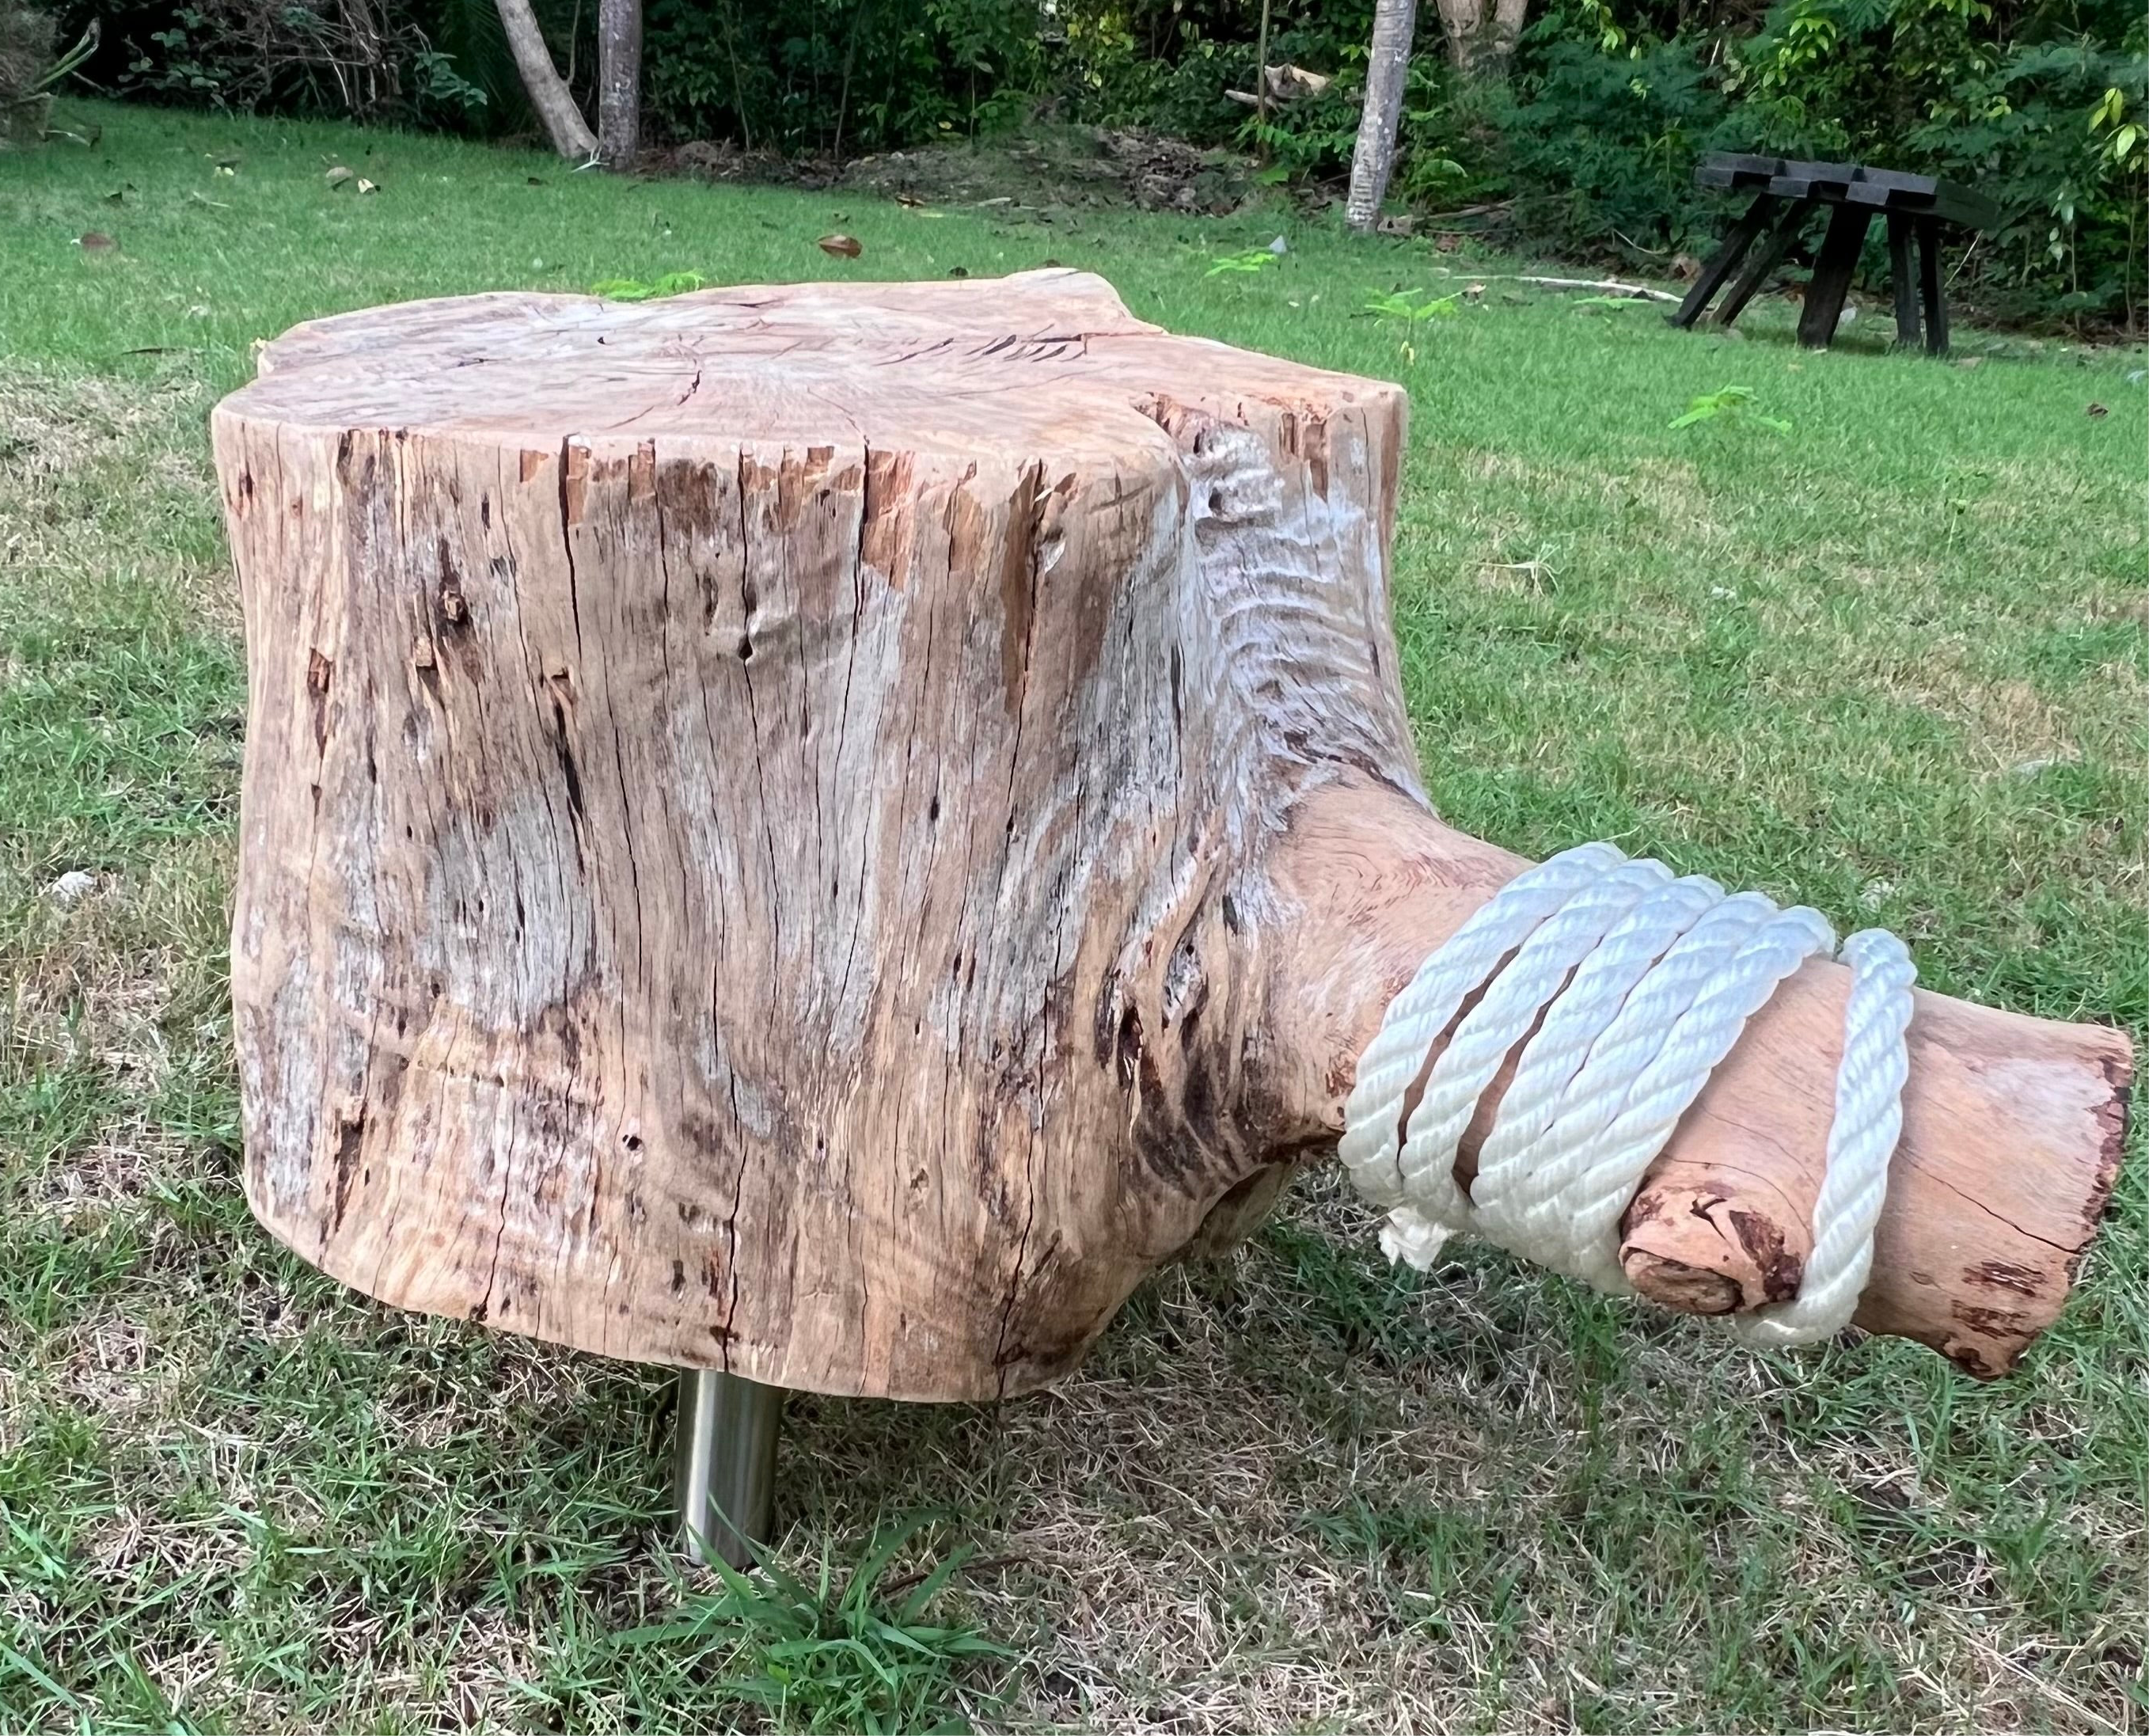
[212, 271, 2132, 1400]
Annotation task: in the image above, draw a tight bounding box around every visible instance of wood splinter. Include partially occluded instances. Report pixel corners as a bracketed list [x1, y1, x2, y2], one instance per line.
[212, 269, 2132, 1401]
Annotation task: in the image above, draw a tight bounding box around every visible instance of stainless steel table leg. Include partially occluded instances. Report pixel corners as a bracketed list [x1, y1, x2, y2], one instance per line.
[674, 1367, 783, 1569]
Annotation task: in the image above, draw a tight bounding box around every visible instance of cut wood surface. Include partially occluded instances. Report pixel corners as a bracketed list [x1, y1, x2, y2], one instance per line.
[212, 269, 2132, 1399]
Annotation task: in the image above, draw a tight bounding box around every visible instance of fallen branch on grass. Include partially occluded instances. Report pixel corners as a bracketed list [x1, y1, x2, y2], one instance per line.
[1498, 275, 1683, 304]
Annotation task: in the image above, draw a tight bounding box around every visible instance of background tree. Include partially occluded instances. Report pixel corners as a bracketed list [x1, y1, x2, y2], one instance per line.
[1431, 0, 1532, 70]
[1345, 0, 1415, 232]
[1488, 0, 1530, 63]
[492, 0, 636, 165]
[495, 0, 593, 157]
[595, 0, 639, 166]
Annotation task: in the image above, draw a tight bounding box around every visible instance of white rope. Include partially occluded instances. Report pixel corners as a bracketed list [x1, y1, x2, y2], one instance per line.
[1342, 842, 1915, 1350]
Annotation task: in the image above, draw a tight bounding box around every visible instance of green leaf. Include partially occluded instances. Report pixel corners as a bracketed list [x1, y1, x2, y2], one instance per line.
[898, 1544, 975, 1624]
[589, 271, 709, 302]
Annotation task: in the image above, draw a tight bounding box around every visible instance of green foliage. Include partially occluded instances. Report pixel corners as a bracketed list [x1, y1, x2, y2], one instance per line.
[644, 0, 1046, 157]
[1067, 0, 2147, 327]
[1365, 286, 1462, 320]
[51, 0, 2149, 324]
[590, 269, 709, 299]
[66, 0, 555, 132]
[1494, 33, 1737, 249]
[1204, 244, 1276, 275]
[78, 0, 500, 126]
[1237, 59, 1370, 178]
[612, 1517, 1015, 1733]
[411, 44, 488, 117]
[1483, 0, 2148, 325]
[1365, 285, 1464, 366]
[1669, 382, 1795, 432]
[412, 0, 576, 127]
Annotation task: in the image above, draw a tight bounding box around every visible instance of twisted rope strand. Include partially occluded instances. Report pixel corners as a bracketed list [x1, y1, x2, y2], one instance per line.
[1470, 876, 1736, 1255]
[1494, 892, 1777, 1274]
[1338, 843, 1620, 1210]
[1396, 858, 1670, 1218]
[1563, 906, 1836, 1291]
[1344, 842, 1915, 1349]
[1467, 875, 1726, 1251]
[1731, 927, 1916, 1346]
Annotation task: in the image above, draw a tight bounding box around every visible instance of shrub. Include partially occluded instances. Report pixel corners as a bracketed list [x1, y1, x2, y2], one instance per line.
[65, 0, 508, 129]
[644, 0, 1045, 157]
[1269, 0, 2146, 328]
[1495, 31, 1740, 250]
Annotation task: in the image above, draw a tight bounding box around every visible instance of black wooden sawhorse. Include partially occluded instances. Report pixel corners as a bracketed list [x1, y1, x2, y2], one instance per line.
[1672, 155, 1997, 354]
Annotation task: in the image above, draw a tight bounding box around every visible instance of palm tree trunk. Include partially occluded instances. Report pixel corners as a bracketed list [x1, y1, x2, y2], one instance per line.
[495, 0, 596, 159]
[1346, 0, 1418, 233]
[596, 0, 642, 169]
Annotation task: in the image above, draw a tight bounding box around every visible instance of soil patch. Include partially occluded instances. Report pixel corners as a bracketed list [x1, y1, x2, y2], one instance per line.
[646, 123, 1259, 218]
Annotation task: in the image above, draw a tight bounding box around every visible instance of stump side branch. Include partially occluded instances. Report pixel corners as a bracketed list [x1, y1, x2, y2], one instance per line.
[1262, 781, 2132, 1377]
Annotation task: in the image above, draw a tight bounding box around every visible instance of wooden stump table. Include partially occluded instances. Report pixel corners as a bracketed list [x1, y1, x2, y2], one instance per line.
[212, 271, 2132, 1563]
[1672, 154, 1998, 352]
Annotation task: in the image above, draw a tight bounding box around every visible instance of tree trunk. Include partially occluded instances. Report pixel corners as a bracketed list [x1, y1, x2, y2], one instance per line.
[495, 0, 595, 160]
[1433, 0, 1528, 70]
[595, 0, 641, 170]
[1431, 0, 1483, 70]
[210, 272, 2132, 1400]
[1346, 0, 1418, 234]
[1488, 0, 1531, 64]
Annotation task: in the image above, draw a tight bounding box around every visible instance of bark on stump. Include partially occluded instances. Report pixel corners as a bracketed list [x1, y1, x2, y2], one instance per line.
[212, 270, 2132, 1400]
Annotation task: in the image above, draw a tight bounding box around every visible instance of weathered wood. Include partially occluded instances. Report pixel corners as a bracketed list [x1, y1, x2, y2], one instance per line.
[1918, 215, 1951, 355]
[1709, 202, 1811, 330]
[1887, 212, 1921, 348]
[1672, 192, 1779, 329]
[1798, 203, 1873, 348]
[1695, 154, 2000, 231]
[213, 271, 2131, 1399]
[1685, 154, 1987, 348]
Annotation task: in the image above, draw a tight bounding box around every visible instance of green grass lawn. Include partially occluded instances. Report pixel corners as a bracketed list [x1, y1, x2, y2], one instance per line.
[2, 100, 2146, 1735]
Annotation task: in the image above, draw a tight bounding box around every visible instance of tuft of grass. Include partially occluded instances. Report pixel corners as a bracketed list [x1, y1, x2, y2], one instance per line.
[608, 1515, 1015, 1733]
[0, 97, 2143, 1736]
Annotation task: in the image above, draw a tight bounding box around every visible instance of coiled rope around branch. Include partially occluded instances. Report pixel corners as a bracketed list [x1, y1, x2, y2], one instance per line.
[1338, 844, 1915, 1347]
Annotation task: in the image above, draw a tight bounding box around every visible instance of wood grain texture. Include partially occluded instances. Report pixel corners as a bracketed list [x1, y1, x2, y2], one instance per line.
[214, 269, 2131, 1396]
[215, 270, 1418, 1398]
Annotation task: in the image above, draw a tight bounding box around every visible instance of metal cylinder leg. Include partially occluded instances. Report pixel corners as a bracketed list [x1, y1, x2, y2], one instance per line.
[674, 1367, 783, 1569]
